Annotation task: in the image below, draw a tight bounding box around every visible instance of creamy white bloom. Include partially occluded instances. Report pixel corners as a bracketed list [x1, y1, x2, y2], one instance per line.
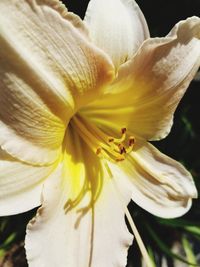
[0, 1, 199, 267]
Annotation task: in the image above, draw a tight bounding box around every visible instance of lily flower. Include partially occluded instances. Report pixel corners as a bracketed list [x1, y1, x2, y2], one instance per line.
[0, 0, 199, 266]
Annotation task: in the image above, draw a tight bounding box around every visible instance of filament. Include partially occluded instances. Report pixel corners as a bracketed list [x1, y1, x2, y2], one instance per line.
[111, 177, 153, 267]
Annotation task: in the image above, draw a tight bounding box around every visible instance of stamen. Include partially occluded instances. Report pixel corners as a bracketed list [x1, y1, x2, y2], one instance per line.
[72, 115, 135, 163]
[118, 144, 126, 154]
[126, 136, 135, 154]
[125, 207, 154, 267]
[111, 178, 154, 267]
[116, 157, 125, 162]
[97, 147, 125, 163]
[108, 127, 127, 144]
[129, 136, 135, 146]
[96, 147, 102, 156]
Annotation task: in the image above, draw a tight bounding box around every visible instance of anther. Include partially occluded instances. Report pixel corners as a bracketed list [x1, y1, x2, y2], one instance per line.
[116, 156, 125, 162]
[122, 146, 127, 154]
[118, 144, 126, 154]
[129, 136, 135, 146]
[125, 137, 135, 154]
[96, 147, 102, 155]
[108, 128, 127, 144]
[121, 128, 127, 134]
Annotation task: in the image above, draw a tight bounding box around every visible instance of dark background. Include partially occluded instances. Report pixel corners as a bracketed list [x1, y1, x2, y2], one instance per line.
[66, 0, 200, 36]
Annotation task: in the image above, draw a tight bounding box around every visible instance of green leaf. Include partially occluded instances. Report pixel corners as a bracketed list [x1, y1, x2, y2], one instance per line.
[0, 233, 16, 249]
[146, 224, 199, 266]
[147, 246, 157, 267]
[0, 249, 5, 258]
[157, 218, 200, 229]
[184, 226, 200, 236]
[182, 236, 197, 266]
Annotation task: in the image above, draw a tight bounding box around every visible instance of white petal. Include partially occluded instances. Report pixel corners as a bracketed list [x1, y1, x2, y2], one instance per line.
[0, 0, 114, 164]
[0, 149, 56, 216]
[84, 0, 149, 69]
[81, 17, 200, 141]
[25, 143, 133, 267]
[109, 142, 197, 218]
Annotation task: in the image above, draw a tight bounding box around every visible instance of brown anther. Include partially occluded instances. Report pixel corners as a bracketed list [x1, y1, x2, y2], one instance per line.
[122, 146, 127, 153]
[129, 137, 135, 146]
[96, 147, 102, 155]
[108, 138, 114, 142]
[116, 157, 125, 162]
[118, 144, 126, 154]
[121, 128, 127, 134]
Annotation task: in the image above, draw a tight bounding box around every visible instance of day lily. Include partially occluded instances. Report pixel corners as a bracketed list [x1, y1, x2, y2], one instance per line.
[0, 0, 199, 266]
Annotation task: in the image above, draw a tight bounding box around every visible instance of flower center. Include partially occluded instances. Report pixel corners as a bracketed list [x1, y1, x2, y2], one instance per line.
[71, 114, 135, 162]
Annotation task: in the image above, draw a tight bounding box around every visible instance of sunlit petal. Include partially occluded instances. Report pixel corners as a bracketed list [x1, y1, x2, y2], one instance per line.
[0, 0, 114, 164]
[84, 0, 149, 69]
[109, 142, 197, 218]
[0, 149, 56, 216]
[25, 144, 133, 267]
[81, 17, 200, 141]
[0, 1, 198, 267]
